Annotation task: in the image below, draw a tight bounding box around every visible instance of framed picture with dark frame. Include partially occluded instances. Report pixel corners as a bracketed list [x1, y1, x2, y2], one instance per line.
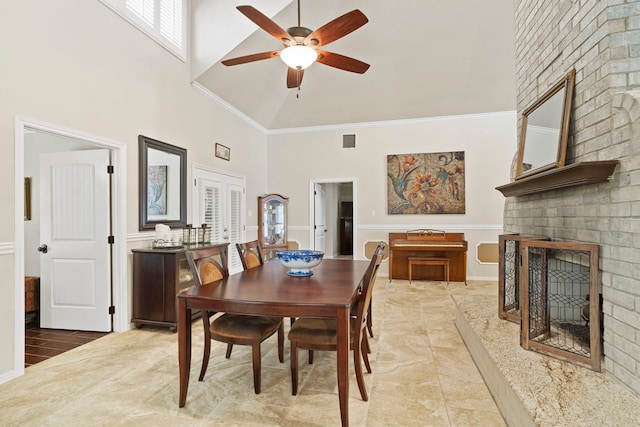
[215, 143, 230, 161]
[138, 135, 187, 231]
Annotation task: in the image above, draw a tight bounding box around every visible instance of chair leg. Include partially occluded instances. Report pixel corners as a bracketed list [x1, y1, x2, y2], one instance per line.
[308, 349, 314, 364]
[290, 341, 299, 395]
[361, 335, 372, 374]
[277, 321, 284, 363]
[353, 334, 368, 401]
[366, 304, 373, 338]
[199, 311, 211, 381]
[225, 344, 233, 359]
[364, 334, 371, 354]
[251, 343, 262, 394]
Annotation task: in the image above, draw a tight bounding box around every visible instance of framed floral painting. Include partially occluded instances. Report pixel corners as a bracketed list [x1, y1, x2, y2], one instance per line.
[387, 151, 465, 214]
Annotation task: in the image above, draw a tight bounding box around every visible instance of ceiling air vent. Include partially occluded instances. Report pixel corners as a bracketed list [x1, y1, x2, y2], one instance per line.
[342, 134, 356, 148]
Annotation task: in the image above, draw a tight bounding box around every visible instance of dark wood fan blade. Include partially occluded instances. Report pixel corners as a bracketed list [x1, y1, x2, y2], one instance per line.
[286, 67, 305, 88]
[316, 50, 370, 74]
[304, 10, 368, 47]
[236, 5, 291, 44]
[221, 51, 280, 66]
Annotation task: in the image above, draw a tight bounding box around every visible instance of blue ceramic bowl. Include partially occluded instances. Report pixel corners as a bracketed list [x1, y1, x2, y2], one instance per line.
[277, 250, 324, 277]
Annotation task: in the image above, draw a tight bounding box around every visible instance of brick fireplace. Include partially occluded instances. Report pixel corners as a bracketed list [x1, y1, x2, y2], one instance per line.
[505, 0, 640, 397]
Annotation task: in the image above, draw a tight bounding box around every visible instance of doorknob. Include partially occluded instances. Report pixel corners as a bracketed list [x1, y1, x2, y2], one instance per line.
[38, 244, 48, 254]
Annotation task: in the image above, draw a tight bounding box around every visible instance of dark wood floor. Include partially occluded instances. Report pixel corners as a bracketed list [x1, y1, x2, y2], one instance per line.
[25, 324, 110, 368]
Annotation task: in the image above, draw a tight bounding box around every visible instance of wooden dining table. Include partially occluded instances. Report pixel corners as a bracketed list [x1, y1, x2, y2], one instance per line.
[177, 258, 370, 427]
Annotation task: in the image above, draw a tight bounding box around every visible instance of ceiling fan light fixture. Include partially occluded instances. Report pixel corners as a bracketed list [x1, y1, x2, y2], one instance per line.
[280, 45, 317, 70]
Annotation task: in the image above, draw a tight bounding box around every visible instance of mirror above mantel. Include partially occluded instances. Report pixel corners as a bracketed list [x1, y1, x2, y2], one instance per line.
[515, 68, 576, 179]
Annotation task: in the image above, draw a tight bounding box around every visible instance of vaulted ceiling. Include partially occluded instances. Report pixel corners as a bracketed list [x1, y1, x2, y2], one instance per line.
[192, 0, 516, 131]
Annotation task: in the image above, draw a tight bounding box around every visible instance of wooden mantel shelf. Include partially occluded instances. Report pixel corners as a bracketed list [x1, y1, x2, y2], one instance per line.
[496, 160, 619, 197]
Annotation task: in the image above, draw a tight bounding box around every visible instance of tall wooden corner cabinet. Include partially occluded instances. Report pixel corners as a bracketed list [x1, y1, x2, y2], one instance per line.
[131, 242, 228, 332]
[258, 193, 288, 261]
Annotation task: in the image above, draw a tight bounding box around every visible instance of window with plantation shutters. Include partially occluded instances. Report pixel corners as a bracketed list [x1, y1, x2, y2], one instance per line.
[100, 0, 186, 60]
[227, 183, 245, 273]
[200, 179, 223, 243]
[193, 168, 247, 275]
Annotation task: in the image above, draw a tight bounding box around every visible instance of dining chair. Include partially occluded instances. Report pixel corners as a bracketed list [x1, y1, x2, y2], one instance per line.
[186, 245, 284, 394]
[352, 242, 387, 339]
[287, 241, 386, 401]
[236, 240, 264, 270]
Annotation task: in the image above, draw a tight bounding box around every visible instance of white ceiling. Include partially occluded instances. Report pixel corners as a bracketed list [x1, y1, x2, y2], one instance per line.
[193, 0, 516, 131]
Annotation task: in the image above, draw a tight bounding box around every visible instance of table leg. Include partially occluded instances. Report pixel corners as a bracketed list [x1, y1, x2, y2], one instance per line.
[178, 297, 192, 408]
[336, 307, 350, 427]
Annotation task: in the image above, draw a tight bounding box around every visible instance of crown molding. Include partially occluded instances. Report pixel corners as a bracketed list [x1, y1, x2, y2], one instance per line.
[191, 82, 517, 136]
[191, 82, 267, 133]
[267, 111, 517, 135]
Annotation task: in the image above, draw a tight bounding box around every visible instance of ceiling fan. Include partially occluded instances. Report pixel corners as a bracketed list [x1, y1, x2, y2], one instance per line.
[221, 1, 370, 90]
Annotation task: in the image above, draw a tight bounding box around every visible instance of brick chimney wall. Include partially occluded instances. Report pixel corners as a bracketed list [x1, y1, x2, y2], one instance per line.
[506, 0, 640, 395]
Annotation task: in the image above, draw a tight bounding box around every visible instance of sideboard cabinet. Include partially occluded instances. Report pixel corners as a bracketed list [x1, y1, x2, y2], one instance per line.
[131, 242, 228, 332]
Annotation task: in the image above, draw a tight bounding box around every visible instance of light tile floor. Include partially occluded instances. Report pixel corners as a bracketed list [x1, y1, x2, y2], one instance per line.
[0, 278, 506, 426]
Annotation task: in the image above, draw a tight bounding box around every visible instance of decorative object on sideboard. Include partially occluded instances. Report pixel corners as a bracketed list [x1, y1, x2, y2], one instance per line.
[182, 224, 212, 245]
[151, 224, 184, 249]
[138, 135, 187, 230]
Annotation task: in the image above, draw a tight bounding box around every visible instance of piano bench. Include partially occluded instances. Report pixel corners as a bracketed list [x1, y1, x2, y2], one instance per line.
[407, 257, 450, 285]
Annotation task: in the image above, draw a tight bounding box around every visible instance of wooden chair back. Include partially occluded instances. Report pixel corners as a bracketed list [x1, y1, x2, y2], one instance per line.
[236, 240, 264, 270]
[354, 242, 385, 334]
[185, 244, 229, 287]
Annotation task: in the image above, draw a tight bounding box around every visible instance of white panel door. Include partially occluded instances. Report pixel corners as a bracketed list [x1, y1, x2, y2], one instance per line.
[39, 150, 111, 331]
[193, 169, 246, 275]
[314, 183, 327, 253]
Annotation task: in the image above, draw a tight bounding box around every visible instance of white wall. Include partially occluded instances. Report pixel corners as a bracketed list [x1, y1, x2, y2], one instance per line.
[266, 112, 517, 279]
[0, 1, 267, 380]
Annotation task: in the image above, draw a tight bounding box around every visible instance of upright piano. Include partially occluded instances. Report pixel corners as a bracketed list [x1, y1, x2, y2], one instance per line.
[389, 229, 468, 282]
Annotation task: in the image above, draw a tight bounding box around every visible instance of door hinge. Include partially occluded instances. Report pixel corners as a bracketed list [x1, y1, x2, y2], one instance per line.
[109, 305, 115, 315]
[107, 165, 114, 174]
[108, 235, 115, 244]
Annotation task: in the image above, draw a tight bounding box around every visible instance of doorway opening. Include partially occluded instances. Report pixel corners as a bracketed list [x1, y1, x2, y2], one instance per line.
[309, 179, 356, 259]
[14, 116, 128, 379]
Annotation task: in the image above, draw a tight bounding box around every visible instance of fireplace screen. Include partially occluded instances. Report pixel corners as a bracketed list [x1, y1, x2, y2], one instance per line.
[498, 234, 549, 323]
[521, 240, 602, 371]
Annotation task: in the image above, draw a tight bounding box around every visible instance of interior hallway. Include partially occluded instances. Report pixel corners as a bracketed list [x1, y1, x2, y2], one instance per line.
[2, 279, 506, 426]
